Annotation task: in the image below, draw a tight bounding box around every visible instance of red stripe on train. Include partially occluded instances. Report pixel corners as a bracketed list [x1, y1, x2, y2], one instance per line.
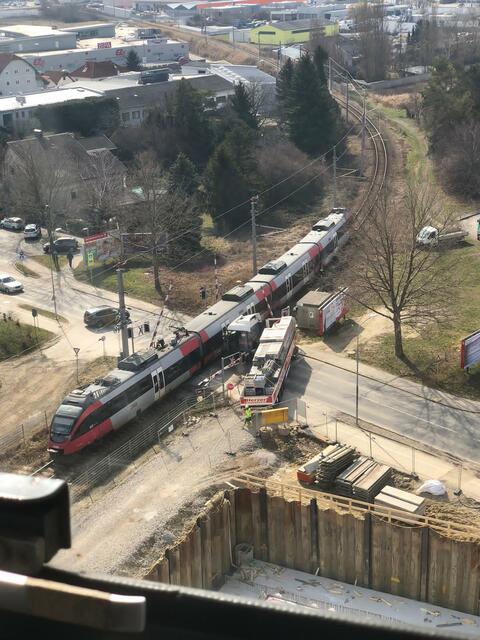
[78, 399, 102, 423]
[180, 336, 201, 356]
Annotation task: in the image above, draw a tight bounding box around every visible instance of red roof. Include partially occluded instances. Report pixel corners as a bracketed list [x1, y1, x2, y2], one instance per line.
[71, 60, 120, 79]
[196, 0, 306, 7]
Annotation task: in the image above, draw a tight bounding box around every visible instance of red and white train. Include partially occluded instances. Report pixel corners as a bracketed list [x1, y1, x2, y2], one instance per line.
[48, 208, 350, 455]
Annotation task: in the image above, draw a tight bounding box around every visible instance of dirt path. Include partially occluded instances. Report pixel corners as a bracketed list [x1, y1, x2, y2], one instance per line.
[51, 408, 274, 577]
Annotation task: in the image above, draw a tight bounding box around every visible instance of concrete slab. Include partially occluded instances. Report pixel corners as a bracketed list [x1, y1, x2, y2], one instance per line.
[220, 560, 480, 637]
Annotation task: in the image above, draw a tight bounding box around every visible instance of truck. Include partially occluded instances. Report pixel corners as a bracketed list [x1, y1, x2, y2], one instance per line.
[240, 316, 296, 407]
[416, 225, 467, 248]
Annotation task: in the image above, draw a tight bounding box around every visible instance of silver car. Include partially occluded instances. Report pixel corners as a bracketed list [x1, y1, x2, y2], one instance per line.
[1, 217, 24, 231]
[0, 274, 23, 294]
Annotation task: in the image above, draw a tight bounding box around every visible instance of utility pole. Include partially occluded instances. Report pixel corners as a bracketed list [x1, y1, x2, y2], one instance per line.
[73, 347, 80, 384]
[332, 146, 337, 209]
[346, 81, 349, 123]
[360, 90, 367, 176]
[328, 57, 332, 92]
[117, 268, 129, 360]
[250, 195, 259, 276]
[355, 334, 359, 426]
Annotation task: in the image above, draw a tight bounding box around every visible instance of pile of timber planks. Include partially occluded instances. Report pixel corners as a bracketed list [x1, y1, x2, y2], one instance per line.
[374, 485, 425, 515]
[314, 444, 356, 488]
[297, 445, 355, 485]
[335, 456, 392, 502]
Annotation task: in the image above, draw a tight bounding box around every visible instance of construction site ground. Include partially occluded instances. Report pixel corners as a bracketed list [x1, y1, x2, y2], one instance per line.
[220, 560, 480, 635]
[49, 391, 480, 579]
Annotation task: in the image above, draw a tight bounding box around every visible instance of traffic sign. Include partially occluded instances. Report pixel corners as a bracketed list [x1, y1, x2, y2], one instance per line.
[87, 250, 95, 267]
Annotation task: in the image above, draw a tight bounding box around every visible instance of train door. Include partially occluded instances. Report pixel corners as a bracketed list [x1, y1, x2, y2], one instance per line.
[152, 367, 165, 400]
[302, 261, 311, 281]
[285, 273, 293, 298]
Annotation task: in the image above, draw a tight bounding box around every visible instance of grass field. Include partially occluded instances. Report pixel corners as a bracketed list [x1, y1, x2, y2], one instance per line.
[0, 319, 53, 360]
[359, 230, 480, 398]
[18, 304, 67, 323]
[31, 254, 68, 270]
[14, 262, 40, 279]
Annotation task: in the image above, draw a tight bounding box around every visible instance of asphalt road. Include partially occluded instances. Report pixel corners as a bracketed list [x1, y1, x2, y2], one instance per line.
[0, 229, 187, 362]
[285, 347, 480, 464]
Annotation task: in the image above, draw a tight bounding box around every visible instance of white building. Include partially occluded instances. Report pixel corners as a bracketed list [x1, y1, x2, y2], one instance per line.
[0, 24, 77, 54]
[19, 37, 189, 73]
[0, 86, 104, 128]
[0, 53, 44, 96]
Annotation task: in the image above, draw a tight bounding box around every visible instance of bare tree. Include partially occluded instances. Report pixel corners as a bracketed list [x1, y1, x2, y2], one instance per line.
[342, 185, 455, 361]
[351, 1, 391, 81]
[130, 151, 200, 294]
[3, 143, 71, 270]
[81, 150, 126, 230]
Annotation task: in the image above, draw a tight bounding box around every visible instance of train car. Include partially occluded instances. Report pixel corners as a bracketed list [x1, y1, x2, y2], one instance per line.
[48, 208, 350, 456]
[240, 316, 297, 407]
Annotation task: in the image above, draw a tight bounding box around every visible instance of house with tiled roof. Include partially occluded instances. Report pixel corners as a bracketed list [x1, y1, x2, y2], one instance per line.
[0, 53, 45, 96]
[3, 131, 128, 222]
[71, 60, 124, 80]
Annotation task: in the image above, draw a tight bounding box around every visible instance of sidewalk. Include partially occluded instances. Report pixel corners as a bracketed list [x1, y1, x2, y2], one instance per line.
[309, 415, 480, 501]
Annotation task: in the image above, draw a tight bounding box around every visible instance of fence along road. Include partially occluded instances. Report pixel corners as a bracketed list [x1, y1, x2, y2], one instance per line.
[68, 392, 225, 503]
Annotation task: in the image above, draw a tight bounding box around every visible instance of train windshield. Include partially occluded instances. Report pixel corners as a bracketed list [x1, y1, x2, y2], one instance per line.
[50, 404, 83, 438]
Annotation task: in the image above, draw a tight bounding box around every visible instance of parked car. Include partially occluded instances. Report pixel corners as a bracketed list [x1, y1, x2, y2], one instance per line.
[84, 306, 130, 328]
[24, 223, 42, 240]
[1, 217, 24, 231]
[0, 274, 23, 294]
[43, 237, 79, 254]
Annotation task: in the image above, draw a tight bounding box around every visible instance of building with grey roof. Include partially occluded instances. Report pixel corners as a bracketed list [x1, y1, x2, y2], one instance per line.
[4, 131, 128, 222]
[0, 24, 77, 54]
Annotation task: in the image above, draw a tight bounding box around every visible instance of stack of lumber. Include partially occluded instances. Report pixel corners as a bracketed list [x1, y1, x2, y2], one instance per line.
[335, 456, 391, 501]
[297, 445, 355, 485]
[353, 463, 391, 502]
[314, 444, 356, 488]
[374, 485, 425, 515]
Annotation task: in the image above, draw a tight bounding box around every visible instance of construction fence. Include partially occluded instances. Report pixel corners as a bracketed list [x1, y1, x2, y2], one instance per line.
[69, 392, 235, 504]
[0, 409, 50, 452]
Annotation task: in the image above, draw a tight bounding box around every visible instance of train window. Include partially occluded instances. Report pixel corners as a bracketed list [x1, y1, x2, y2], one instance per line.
[125, 376, 154, 403]
[73, 405, 110, 439]
[164, 348, 201, 387]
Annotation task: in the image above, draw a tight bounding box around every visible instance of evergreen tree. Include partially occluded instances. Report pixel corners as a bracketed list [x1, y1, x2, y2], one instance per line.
[276, 58, 294, 122]
[173, 79, 212, 166]
[222, 122, 258, 181]
[313, 45, 328, 85]
[230, 81, 258, 129]
[286, 54, 341, 156]
[203, 144, 250, 233]
[126, 50, 141, 71]
[168, 152, 198, 196]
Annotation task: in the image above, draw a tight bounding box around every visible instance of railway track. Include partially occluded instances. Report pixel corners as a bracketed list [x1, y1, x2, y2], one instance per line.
[334, 92, 388, 226]
[28, 55, 388, 490]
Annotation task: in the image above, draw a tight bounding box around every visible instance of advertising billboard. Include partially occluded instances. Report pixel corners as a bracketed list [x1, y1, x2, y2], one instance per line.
[84, 232, 122, 263]
[460, 329, 480, 369]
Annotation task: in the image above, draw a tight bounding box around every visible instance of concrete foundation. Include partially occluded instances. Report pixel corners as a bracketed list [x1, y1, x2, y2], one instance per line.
[145, 487, 480, 616]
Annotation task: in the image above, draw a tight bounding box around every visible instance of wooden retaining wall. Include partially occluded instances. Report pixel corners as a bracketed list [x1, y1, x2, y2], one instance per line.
[145, 488, 480, 615]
